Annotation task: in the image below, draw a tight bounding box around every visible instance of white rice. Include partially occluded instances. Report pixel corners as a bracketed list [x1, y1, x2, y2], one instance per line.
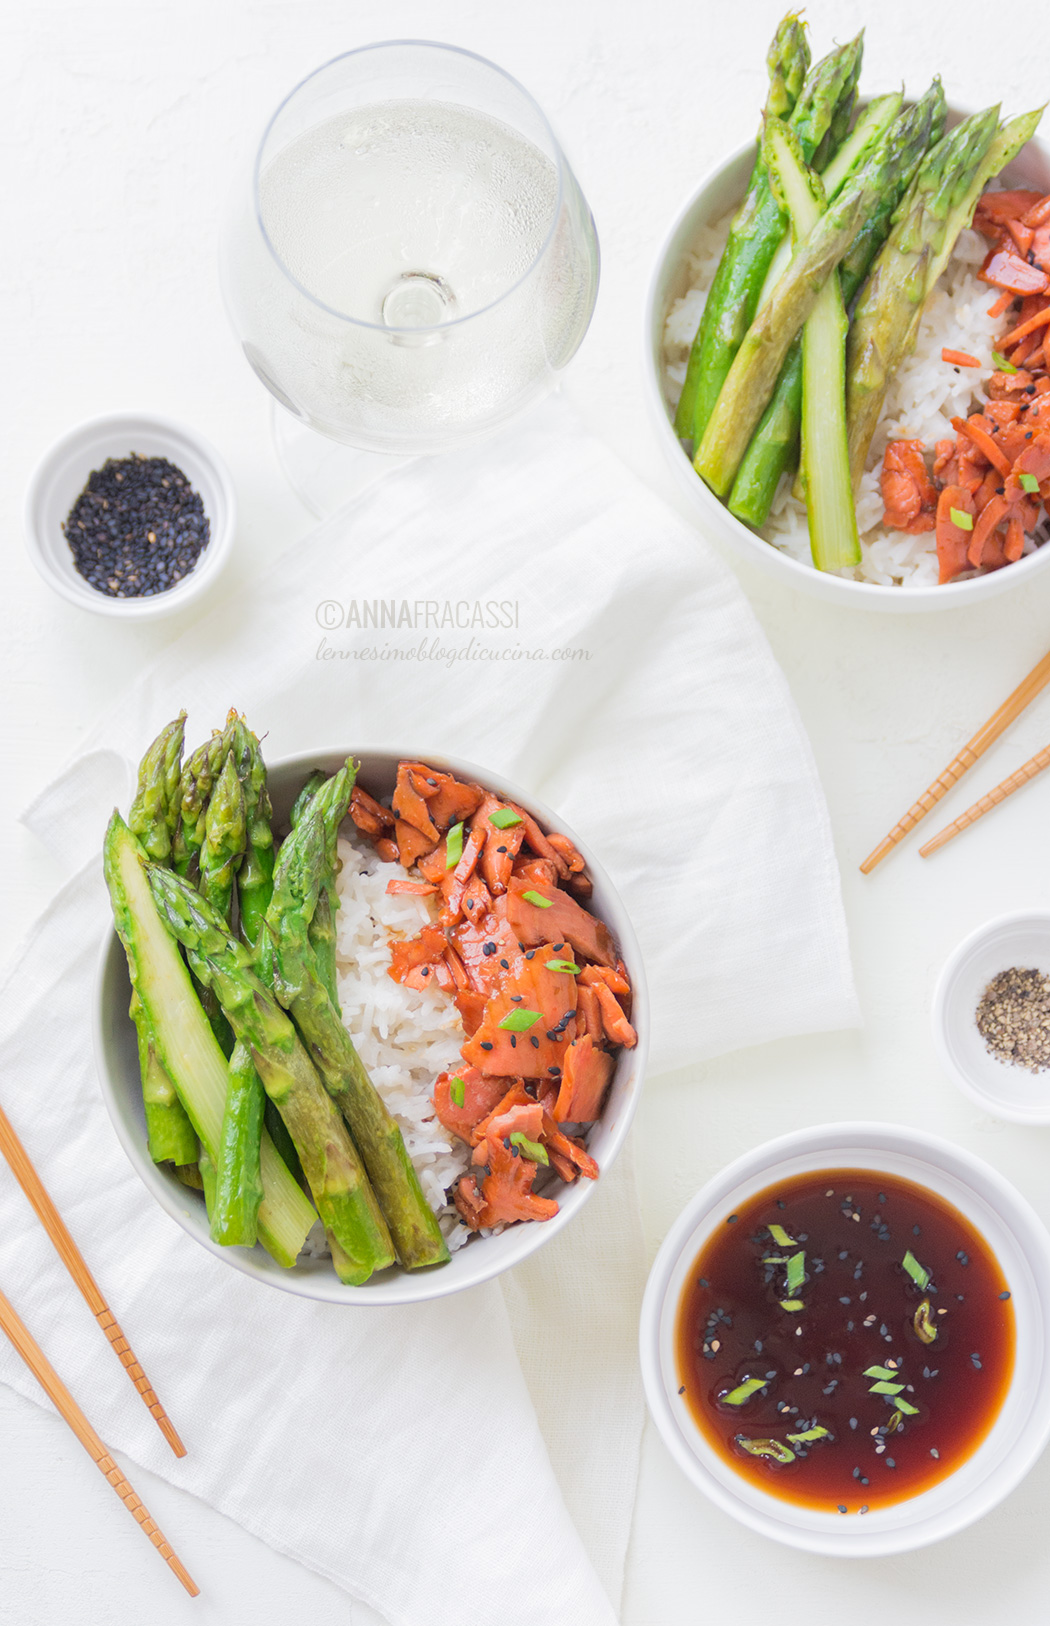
[661, 210, 1044, 587]
[329, 833, 473, 1253]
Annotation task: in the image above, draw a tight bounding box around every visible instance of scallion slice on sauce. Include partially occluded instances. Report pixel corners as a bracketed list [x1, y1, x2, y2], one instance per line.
[449, 1075, 466, 1108]
[779, 1299, 805, 1312]
[902, 1249, 931, 1290]
[545, 959, 581, 974]
[786, 1425, 830, 1444]
[498, 1008, 541, 1033]
[445, 822, 464, 869]
[785, 1251, 806, 1294]
[767, 1223, 797, 1248]
[868, 1381, 905, 1395]
[736, 1436, 795, 1463]
[950, 507, 973, 531]
[894, 1398, 920, 1416]
[720, 1376, 768, 1406]
[1020, 472, 1040, 493]
[522, 889, 553, 908]
[992, 350, 1018, 374]
[863, 1365, 899, 1381]
[913, 1299, 938, 1344]
[489, 808, 523, 829]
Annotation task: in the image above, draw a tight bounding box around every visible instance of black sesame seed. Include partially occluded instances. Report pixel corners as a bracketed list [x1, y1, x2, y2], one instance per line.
[727, 1214, 738, 1223]
[496, 845, 507, 854]
[999, 1291, 1011, 1301]
[677, 1385, 685, 1395]
[500, 958, 510, 970]
[509, 1035, 516, 1048]
[529, 1035, 539, 1048]
[480, 1041, 493, 1051]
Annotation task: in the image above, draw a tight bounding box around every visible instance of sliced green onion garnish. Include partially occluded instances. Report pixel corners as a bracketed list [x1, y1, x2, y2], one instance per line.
[894, 1398, 920, 1416]
[779, 1299, 805, 1312]
[449, 1075, 466, 1108]
[786, 1425, 830, 1444]
[489, 808, 523, 829]
[498, 1008, 541, 1032]
[735, 1436, 795, 1463]
[720, 1376, 768, 1406]
[914, 1299, 938, 1345]
[864, 1365, 899, 1381]
[510, 1131, 549, 1165]
[950, 507, 973, 531]
[868, 1381, 905, 1395]
[785, 1251, 805, 1294]
[767, 1223, 797, 1248]
[445, 821, 464, 869]
[761, 1256, 788, 1264]
[545, 959, 581, 974]
[522, 889, 553, 908]
[993, 350, 1018, 374]
[902, 1250, 931, 1290]
[1020, 472, 1040, 493]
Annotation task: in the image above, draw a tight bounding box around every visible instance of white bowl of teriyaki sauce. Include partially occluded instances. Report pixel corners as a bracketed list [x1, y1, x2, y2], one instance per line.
[640, 1122, 1050, 1555]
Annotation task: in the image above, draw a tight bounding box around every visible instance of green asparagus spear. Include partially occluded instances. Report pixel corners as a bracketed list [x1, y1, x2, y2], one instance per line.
[211, 1040, 266, 1246]
[126, 717, 198, 1166]
[146, 863, 395, 1284]
[764, 119, 858, 570]
[694, 112, 916, 498]
[268, 808, 449, 1271]
[200, 753, 247, 922]
[226, 717, 276, 947]
[676, 31, 863, 448]
[173, 730, 226, 878]
[729, 82, 945, 527]
[104, 812, 317, 1267]
[287, 767, 340, 1008]
[672, 14, 811, 440]
[844, 104, 1007, 488]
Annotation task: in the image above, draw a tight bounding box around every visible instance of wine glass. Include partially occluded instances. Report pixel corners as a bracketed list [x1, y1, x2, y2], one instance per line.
[220, 40, 600, 513]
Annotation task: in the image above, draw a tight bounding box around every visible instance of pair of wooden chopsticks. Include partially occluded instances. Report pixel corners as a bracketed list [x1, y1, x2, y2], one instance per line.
[0, 1101, 198, 1595]
[861, 646, 1050, 871]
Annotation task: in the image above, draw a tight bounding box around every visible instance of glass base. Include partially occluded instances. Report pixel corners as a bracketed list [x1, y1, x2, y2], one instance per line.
[271, 401, 417, 519]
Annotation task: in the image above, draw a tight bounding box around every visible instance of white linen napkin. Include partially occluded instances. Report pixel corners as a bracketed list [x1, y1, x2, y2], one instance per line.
[1, 399, 857, 1624]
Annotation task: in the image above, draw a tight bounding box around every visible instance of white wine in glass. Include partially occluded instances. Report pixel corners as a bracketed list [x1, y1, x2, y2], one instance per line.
[221, 41, 600, 509]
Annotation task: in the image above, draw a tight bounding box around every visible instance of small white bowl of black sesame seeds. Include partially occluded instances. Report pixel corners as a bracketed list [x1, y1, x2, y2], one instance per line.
[934, 910, 1050, 1124]
[23, 411, 235, 616]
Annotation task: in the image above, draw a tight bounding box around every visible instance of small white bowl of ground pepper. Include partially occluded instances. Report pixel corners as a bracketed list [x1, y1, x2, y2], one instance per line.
[933, 911, 1050, 1123]
[23, 411, 235, 617]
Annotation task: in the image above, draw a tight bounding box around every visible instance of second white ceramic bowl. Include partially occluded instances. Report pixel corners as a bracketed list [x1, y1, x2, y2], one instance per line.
[94, 747, 648, 1306]
[645, 107, 1050, 611]
[639, 1122, 1050, 1555]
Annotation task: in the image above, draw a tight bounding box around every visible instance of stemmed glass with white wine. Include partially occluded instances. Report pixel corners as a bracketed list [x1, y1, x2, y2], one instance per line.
[220, 40, 600, 513]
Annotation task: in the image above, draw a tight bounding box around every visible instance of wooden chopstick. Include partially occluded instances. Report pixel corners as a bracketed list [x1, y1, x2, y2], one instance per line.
[0, 1284, 199, 1596]
[919, 740, 1050, 856]
[860, 645, 1050, 873]
[0, 1101, 186, 1458]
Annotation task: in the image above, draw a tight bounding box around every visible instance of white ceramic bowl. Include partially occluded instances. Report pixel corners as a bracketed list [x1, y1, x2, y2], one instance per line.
[639, 1122, 1050, 1555]
[933, 910, 1050, 1123]
[94, 747, 648, 1305]
[645, 109, 1050, 611]
[23, 411, 236, 617]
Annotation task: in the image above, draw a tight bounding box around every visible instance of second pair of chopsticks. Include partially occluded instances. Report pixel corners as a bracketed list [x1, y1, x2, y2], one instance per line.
[861, 645, 1050, 870]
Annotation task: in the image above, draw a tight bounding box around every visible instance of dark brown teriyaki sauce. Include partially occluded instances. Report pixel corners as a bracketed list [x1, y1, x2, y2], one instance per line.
[675, 1169, 1015, 1513]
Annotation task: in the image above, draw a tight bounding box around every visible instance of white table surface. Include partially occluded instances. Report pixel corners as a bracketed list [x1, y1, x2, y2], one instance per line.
[7, 1, 1050, 1620]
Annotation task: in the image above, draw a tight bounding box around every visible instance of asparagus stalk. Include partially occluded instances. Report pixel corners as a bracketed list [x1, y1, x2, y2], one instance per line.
[694, 113, 916, 498]
[199, 753, 247, 922]
[146, 863, 395, 1284]
[844, 104, 1008, 487]
[268, 808, 450, 1270]
[671, 14, 812, 440]
[210, 1040, 266, 1246]
[104, 813, 317, 1268]
[729, 82, 945, 527]
[765, 120, 858, 570]
[227, 717, 276, 947]
[126, 717, 198, 1167]
[287, 767, 340, 1008]
[173, 730, 226, 879]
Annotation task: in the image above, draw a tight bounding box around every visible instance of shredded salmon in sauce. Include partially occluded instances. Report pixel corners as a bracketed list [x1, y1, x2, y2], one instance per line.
[878, 185, 1050, 584]
[352, 760, 636, 1235]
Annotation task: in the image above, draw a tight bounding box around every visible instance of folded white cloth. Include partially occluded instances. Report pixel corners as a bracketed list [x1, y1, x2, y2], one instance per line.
[2, 399, 857, 1624]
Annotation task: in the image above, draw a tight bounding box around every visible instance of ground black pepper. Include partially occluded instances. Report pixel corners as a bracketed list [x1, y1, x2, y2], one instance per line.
[63, 454, 209, 597]
[975, 966, 1050, 1071]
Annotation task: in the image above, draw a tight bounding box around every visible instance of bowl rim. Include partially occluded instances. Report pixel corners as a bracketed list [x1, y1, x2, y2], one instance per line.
[93, 743, 649, 1305]
[639, 1119, 1050, 1554]
[643, 108, 1050, 610]
[23, 408, 237, 618]
[932, 907, 1050, 1122]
